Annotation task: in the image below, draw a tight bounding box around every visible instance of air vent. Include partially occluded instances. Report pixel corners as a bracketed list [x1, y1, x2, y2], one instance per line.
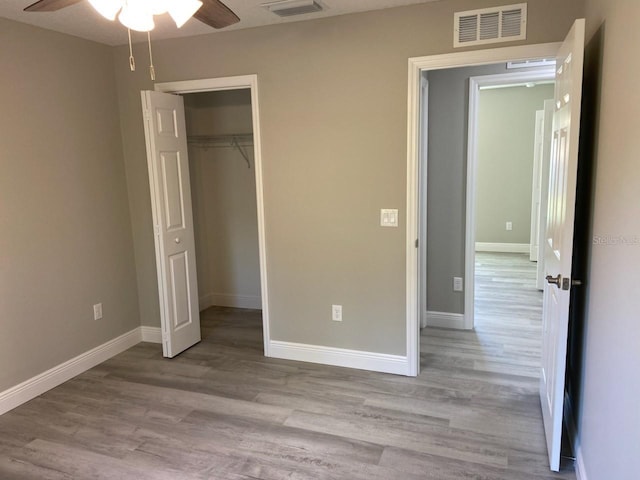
[262, 0, 323, 17]
[507, 58, 556, 69]
[454, 3, 527, 48]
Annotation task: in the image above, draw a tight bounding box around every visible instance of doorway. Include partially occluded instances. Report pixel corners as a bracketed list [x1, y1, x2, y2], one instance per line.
[407, 43, 562, 374]
[465, 70, 555, 330]
[148, 75, 271, 357]
[407, 20, 587, 472]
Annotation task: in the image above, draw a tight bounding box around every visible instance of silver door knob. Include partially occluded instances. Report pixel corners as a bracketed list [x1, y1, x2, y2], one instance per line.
[546, 274, 562, 287]
[175, 238, 181, 244]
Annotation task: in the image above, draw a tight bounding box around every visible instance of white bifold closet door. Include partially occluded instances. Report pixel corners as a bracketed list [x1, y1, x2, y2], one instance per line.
[141, 90, 201, 358]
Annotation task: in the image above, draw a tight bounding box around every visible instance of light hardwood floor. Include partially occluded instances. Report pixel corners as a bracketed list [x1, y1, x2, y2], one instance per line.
[0, 253, 576, 479]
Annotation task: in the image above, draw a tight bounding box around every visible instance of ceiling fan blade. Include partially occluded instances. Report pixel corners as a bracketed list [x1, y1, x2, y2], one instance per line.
[193, 0, 240, 29]
[24, 0, 83, 12]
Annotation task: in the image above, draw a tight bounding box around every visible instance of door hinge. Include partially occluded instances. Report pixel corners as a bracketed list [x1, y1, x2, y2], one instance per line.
[162, 330, 168, 342]
[143, 109, 152, 121]
[415, 239, 419, 248]
[154, 225, 161, 236]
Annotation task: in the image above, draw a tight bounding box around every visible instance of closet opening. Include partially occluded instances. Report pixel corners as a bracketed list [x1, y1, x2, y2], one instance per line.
[144, 75, 270, 359]
[185, 88, 264, 348]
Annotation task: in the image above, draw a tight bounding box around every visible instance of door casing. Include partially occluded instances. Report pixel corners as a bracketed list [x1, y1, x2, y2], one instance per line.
[154, 75, 271, 356]
[406, 43, 561, 376]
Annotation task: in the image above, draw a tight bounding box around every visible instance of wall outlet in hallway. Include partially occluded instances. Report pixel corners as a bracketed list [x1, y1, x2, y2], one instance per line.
[93, 303, 103, 321]
[453, 277, 464, 292]
[506, 221, 513, 231]
[332, 304, 342, 322]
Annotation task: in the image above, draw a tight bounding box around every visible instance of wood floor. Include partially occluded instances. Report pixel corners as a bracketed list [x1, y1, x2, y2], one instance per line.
[0, 253, 576, 479]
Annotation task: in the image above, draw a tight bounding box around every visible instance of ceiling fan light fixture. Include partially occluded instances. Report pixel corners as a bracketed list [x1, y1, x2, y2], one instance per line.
[168, 0, 203, 28]
[88, 0, 123, 21]
[119, 0, 155, 32]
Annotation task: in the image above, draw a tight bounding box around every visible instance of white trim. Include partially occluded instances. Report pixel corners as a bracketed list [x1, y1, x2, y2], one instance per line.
[269, 341, 409, 376]
[475, 242, 530, 253]
[406, 43, 561, 376]
[406, 54, 421, 377]
[0, 328, 141, 416]
[155, 75, 257, 94]
[465, 68, 555, 331]
[140, 326, 162, 343]
[200, 293, 262, 310]
[426, 311, 467, 330]
[155, 75, 271, 357]
[418, 76, 429, 332]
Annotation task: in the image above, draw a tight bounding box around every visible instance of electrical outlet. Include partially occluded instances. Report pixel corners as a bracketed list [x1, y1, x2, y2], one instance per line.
[332, 304, 342, 322]
[453, 277, 464, 292]
[93, 303, 103, 321]
[506, 221, 513, 231]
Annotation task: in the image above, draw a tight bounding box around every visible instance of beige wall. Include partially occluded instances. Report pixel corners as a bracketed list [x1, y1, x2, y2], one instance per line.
[114, 0, 583, 355]
[577, 1, 640, 478]
[476, 84, 555, 244]
[0, 19, 139, 391]
[184, 90, 261, 308]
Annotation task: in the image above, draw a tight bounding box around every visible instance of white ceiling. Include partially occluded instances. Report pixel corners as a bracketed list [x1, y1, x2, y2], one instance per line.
[0, 0, 441, 46]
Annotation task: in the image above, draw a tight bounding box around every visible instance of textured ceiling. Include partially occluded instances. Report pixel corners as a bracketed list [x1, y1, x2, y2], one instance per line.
[0, 0, 441, 46]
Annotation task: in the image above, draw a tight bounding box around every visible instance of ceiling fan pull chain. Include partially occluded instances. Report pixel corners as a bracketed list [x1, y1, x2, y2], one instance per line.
[128, 28, 135, 72]
[147, 32, 156, 81]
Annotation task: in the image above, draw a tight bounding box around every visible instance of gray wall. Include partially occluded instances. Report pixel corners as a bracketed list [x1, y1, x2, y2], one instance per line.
[0, 19, 139, 391]
[114, 0, 583, 355]
[578, 1, 640, 478]
[476, 84, 555, 244]
[184, 90, 261, 308]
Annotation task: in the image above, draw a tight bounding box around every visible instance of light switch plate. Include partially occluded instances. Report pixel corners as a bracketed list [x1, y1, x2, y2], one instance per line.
[380, 209, 399, 227]
[93, 303, 103, 321]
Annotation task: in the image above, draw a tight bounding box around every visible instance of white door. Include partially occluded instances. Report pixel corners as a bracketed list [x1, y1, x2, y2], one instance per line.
[529, 109, 545, 261]
[141, 90, 201, 358]
[536, 99, 555, 290]
[540, 19, 585, 472]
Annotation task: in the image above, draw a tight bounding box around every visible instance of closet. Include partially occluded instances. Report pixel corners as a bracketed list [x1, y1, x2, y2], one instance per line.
[183, 89, 261, 311]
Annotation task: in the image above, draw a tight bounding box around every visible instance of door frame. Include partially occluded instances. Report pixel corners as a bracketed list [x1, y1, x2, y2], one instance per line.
[465, 69, 555, 330]
[154, 75, 271, 356]
[406, 43, 560, 375]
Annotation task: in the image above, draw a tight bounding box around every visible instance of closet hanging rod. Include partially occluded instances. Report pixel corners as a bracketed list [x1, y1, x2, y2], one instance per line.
[187, 133, 253, 168]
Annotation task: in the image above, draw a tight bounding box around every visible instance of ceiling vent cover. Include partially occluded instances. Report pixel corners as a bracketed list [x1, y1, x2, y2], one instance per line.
[262, 0, 324, 17]
[454, 3, 527, 48]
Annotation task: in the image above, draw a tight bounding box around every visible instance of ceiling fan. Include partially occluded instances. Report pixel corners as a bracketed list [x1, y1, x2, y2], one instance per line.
[23, 0, 241, 30]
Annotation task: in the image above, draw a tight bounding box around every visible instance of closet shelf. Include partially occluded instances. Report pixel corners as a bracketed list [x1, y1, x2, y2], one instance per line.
[187, 133, 253, 148]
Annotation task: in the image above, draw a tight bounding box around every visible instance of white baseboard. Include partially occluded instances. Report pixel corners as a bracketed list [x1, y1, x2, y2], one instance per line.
[0, 328, 141, 416]
[420, 311, 429, 329]
[575, 447, 588, 480]
[140, 326, 162, 344]
[426, 311, 466, 330]
[199, 292, 262, 311]
[269, 340, 409, 375]
[475, 242, 530, 253]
